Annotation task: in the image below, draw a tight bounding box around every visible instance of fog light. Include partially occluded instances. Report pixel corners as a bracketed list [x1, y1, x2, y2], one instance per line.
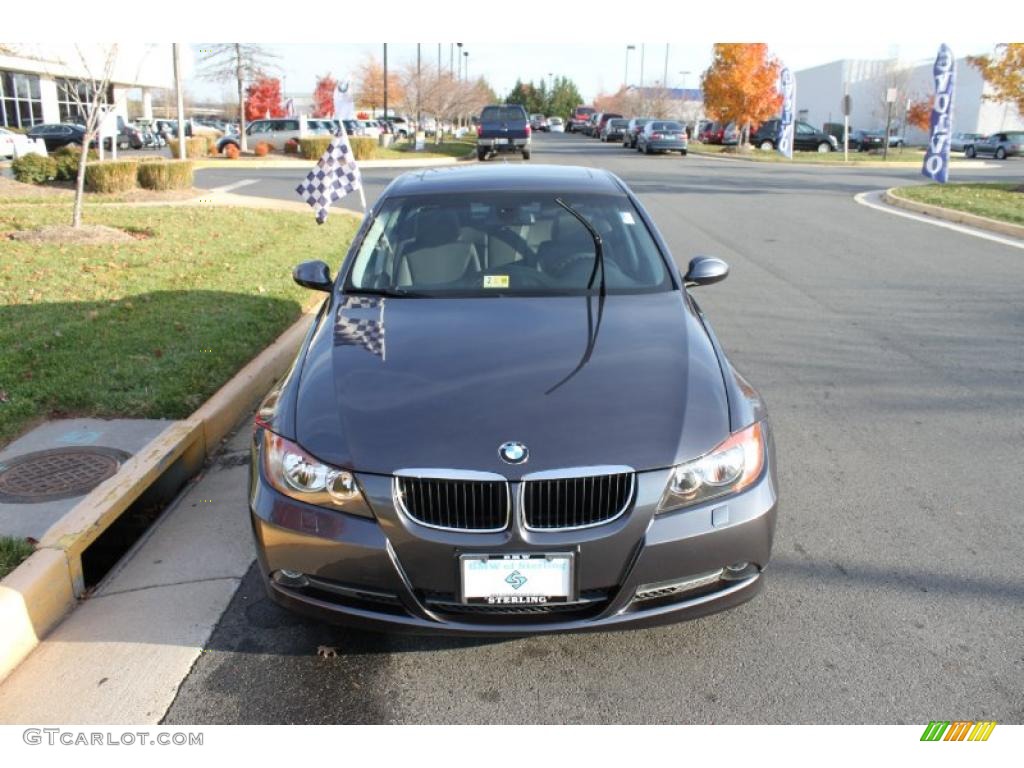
[726, 562, 749, 573]
[721, 562, 757, 581]
[273, 569, 308, 588]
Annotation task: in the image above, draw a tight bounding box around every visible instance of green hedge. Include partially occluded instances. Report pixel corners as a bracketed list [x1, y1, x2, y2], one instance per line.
[298, 136, 379, 161]
[84, 160, 138, 193]
[11, 154, 57, 184]
[166, 137, 209, 158]
[52, 146, 99, 182]
[137, 159, 193, 190]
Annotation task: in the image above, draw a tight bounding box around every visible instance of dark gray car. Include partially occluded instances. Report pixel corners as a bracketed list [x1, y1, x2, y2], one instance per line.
[249, 164, 778, 635]
[965, 131, 1023, 159]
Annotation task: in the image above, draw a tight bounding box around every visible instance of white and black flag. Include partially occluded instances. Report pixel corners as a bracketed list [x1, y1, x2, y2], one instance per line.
[295, 121, 365, 223]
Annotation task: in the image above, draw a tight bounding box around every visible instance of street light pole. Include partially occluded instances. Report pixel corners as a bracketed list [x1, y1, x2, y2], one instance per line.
[172, 42, 185, 159]
[463, 50, 469, 82]
[624, 44, 635, 87]
[640, 44, 645, 89]
[457, 43, 463, 81]
[663, 44, 669, 91]
[383, 43, 388, 121]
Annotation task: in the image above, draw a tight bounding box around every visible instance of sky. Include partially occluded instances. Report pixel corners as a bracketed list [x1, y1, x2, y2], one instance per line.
[184, 41, 998, 105]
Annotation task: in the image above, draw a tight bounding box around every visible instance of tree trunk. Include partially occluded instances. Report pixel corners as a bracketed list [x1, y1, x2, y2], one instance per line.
[236, 44, 248, 153]
[71, 135, 90, 228]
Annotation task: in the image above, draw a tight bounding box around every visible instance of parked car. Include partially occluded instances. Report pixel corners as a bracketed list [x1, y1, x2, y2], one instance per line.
[548, 117, 565, 133]
[601, 118, 629, 143]
[965, 131, 1023, 159]
[253, 163, 777, 635]
[637, 120, 688, 155]
[27, 123, 90, 151]
[593, 113, 622, 139]
[623, 117, 653, 149]
[700, 121, 740, 145]
[568, 106, 596, 133]
[529, 114, 549, 132]
[359, 120, 382, 139]
[846, 129, 885, 152]
[0, 126, 44, 158]
[750, 119, 837, 152]
[476, 103, 531, 161]
[218, 118, 304, 152]
[950, 132, 984, 153]
[581, 113, 599, 137]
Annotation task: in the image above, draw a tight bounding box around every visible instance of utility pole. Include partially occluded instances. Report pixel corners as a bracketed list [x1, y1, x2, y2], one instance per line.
[383, 43, 388, 120]
[663, 44, 669, 91]
[463, 50, 469, 82]
[457, 43, 463, 81]
[172, 42, 186, 159]
[640, 44, 645, 89]
[624, 44, 635, 88]
[417, 43, 422, 128]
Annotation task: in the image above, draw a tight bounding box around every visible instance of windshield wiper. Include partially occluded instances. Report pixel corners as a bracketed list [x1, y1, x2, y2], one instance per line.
[346, 287, 430, 298]
[554, 198, 605, 297]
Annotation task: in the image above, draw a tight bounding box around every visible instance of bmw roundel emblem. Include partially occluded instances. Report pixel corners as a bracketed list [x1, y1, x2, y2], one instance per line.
[498, 441, 529, 465]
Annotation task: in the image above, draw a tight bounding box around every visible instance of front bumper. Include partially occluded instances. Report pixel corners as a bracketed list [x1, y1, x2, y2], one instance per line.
[249, 433, 778, 636]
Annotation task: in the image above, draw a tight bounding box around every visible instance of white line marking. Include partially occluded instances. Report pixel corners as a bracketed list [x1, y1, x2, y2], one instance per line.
[854, 190, 1024, 251]
[209, 178, 259, 194]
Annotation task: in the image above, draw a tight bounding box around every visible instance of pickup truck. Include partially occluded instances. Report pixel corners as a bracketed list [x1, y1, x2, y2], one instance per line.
[476, 104, 531, 161]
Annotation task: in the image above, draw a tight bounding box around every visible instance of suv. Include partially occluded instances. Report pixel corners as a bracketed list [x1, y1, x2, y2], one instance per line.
[568, 106, 595, 133]
[476, 104, 532, 161]
[752, 119, 838, 153]
[593, 113, 623, 139]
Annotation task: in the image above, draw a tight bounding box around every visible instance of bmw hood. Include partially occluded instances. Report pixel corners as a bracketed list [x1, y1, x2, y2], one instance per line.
[292, 292, 730, 478]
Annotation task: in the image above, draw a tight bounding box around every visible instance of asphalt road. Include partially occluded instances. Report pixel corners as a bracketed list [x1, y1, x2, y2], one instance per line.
[168, 134, 1024, 724]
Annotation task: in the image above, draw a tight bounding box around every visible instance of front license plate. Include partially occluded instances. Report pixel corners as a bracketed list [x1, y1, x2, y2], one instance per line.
[493, 138, 508, 145]
[460, 553, 573, 605]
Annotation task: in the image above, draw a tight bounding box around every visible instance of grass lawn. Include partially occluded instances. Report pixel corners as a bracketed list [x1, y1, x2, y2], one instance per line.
[688, 142, 927, 164]
[0, 202, 359, 448]
[0, 536, 35, 579]
[391, 139, 476, 159]
[891, 183, 1024, 226]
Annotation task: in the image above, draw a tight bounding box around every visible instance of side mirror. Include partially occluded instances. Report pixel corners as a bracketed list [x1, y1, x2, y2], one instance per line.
[684, 256, 729, 287]
[293, 260, 333, 292]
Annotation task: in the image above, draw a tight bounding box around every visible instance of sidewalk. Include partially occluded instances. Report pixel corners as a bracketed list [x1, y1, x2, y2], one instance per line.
[0, 423, 256, 723]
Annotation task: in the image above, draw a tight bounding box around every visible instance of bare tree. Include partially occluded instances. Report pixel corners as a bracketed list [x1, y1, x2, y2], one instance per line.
[197, 44, 277, 151]
[57, 44, 119, 228]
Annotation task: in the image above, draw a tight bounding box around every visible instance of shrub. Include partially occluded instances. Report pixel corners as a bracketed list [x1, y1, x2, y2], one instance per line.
[298, 136, 332, 160]
[84, 160, 138, 193]
[52, 146, 100, 181]
[137, 159, 193, 190]
[166, 137, 209, 158]
[254, 142, 271, 157]
[12, 154, 57, 184]
[206, 135, 219, 155]
[284, 138, 300, 155]
[224, 143, 240, 160]
[350, 137, 379, 161]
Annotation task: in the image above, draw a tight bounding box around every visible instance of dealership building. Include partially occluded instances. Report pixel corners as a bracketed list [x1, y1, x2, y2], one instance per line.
[0, 44, 175, 130]
[794, 56, 1023, 142]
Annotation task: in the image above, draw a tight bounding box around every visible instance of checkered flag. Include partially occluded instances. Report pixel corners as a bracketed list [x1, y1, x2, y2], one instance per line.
[334, 297, 385, 360]
[296, 122, 364, 224]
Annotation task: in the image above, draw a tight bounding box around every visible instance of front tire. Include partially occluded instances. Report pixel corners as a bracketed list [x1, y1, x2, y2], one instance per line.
[759, 139, 774, 151]
[817, 142, 831, 153]
[522, 149, 531, 161]
[477, 147, 488, 161]
[645, 143, 653, 155]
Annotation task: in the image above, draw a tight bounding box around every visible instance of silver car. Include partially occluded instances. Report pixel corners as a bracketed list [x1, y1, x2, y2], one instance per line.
[965, 131, 1023, 160]
[950, 132, 984, 153]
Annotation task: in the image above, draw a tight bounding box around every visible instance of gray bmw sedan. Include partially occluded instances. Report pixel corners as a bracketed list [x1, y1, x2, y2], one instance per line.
[249, 164, 778, 635]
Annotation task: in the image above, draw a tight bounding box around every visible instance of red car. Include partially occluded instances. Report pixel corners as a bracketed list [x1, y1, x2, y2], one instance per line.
[568, 106, 596, 133]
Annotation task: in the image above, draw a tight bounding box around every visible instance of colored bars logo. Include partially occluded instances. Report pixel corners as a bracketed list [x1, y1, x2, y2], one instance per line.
[921, 721, 997, 741]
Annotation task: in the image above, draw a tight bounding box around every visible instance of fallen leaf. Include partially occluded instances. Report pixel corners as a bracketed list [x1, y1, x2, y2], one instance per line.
[0, 389, 9, 403]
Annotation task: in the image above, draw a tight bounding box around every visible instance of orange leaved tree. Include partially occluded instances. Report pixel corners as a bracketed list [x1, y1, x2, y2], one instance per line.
[968, 43, 1024, 115]
[701, 44, 783, 147]
[245, 76, 284, 121]
[313, 74, 337, 118]
[906, 97, 932, 132]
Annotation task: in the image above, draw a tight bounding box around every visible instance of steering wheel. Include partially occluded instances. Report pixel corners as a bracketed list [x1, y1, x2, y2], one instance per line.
[490, 227, 538, 267]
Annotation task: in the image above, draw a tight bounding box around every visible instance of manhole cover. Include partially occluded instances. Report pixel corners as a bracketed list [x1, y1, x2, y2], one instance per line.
[0, 447, 131, 503]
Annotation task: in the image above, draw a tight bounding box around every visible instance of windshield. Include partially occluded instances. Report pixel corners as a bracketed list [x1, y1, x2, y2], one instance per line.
[345, 193, 673, 297]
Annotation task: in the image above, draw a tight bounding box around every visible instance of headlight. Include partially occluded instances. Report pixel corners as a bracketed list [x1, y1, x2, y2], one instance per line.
[260, 430, 373, 518]
[657, 422, 765, 513]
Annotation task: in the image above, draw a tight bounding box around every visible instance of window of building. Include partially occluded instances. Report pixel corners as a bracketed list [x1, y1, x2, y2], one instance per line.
[56, 78, 113, 124]
[0, 70, 43, 129]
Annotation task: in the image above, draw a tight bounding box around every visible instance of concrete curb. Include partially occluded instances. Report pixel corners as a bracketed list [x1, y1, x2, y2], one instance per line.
[0, 301, 324, 682]
[688, 148, 998, 170]
[883, 188, 1024, 239]
[192, 154, 472, 171]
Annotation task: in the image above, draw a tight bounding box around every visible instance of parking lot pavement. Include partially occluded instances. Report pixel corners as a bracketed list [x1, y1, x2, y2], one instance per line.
[126, 134, 1024, 722]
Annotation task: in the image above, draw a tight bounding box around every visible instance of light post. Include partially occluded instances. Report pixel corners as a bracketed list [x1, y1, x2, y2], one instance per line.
[457, 43, 463, 80]
[639, 44, 645, 89]
[463, 50, 469, 82]
[677, 70, 691, 89]
[624, 44, 635, 87]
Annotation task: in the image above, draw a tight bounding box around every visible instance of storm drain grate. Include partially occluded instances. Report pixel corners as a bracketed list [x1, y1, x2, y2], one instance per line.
[0, 447, 131, 503]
